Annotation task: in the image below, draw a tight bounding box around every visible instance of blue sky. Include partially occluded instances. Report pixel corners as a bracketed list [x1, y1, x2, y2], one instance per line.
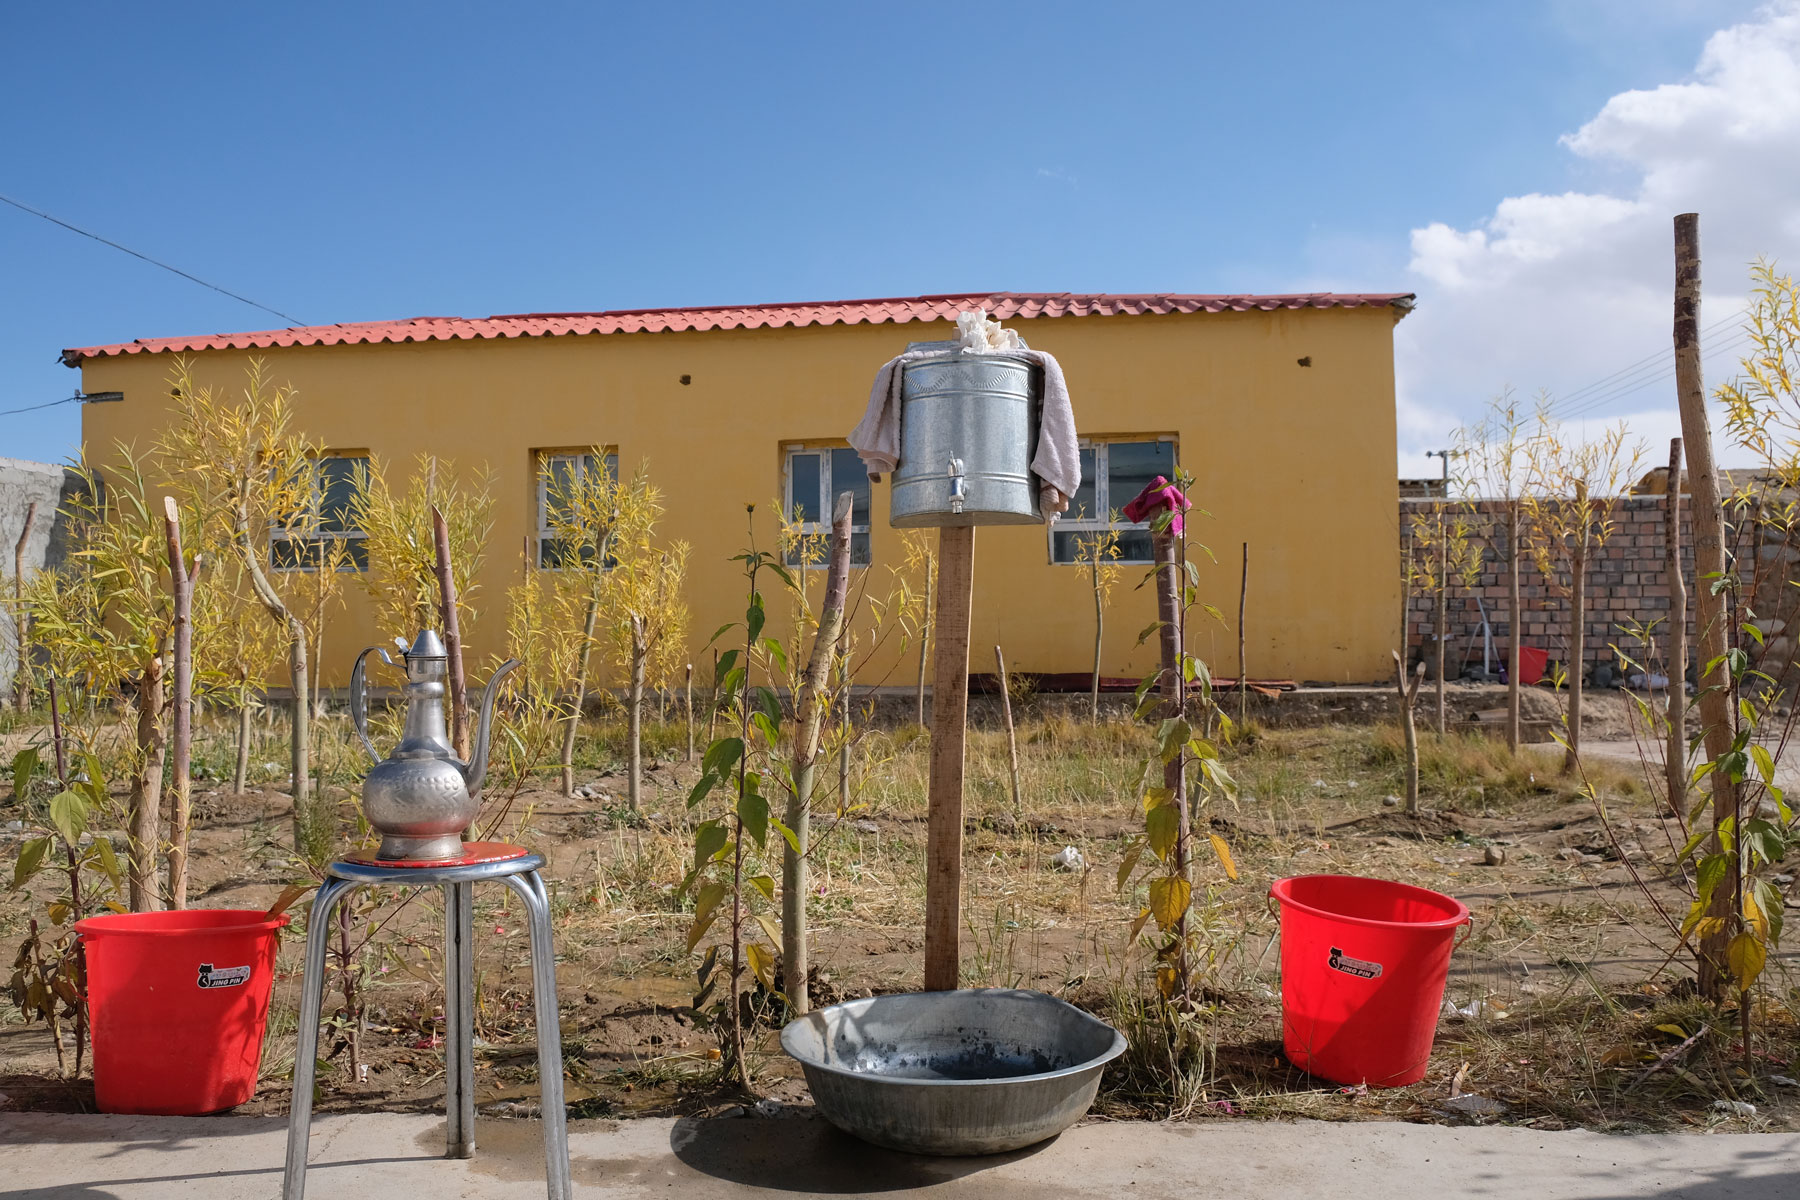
[2, 1, 1786, 466]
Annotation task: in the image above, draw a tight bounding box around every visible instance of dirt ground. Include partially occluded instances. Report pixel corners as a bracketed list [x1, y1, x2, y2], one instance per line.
[2, 683, 1796, 1134]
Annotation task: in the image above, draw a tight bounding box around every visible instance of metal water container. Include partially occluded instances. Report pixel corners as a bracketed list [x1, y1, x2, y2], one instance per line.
[889, 347, 1043, 528]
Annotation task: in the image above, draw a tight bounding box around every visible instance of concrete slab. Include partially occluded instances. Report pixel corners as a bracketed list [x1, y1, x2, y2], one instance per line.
[2, 1112, 1798, 1200]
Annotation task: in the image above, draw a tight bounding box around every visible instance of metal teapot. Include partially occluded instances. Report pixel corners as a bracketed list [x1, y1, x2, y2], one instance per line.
[350, 630, 521, 861]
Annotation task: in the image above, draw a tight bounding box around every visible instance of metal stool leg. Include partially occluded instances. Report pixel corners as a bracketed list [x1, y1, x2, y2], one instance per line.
[283, 875, 357, 1200]
[504, 869, 571, 1200]
[443, 880, 476, 1157]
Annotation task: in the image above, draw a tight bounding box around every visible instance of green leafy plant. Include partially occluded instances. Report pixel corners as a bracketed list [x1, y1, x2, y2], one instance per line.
[8, 740, 126, 1076]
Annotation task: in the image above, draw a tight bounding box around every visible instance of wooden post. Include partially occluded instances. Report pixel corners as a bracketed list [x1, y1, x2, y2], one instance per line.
[1506, 501, 1523, 751]
[1664, 437, 1688, 816]
[162, 497, 196, 909]
[924, 525, 974, 992]
[1564, 480, 1588, 772]
[685, 662, 695, 761]
[916, 556, 933, 726]
[1237, 542, 1249, 728]
[12, 500, 36, 714]
[1435, 503, 1449, 735]
[1394, 650, 1425, 814]
[784, 492, 854, 1015]
[995, 644, 1022, 816]
[431, 505, 469, 760]
[1673, 213, 1739, 999]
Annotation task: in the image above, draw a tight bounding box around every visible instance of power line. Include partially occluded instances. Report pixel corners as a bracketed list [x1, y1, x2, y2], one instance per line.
[0, 394, 82, 418]
[0, 191, 304, 326]
[1544, 307, 1748, 418]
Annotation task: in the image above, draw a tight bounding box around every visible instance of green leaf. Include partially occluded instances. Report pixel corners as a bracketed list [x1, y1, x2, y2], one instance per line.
[686, 910, 718, 954]
[1751, 743, 1777, 785]
[706, 622, 737, 648]
[693, 821, 728, 870]
[746, 595, 766, 643]
[1695, 852, 1730, 911]
[749, 874, 776, 902]
[754, 686, 781, 726]
[687, 770, 720, 809]
[760, 636, 790, 675]
[737, 788, 770, 848]
[750, 710, 780, 747]
[768, 815, 802, 856]
[1146, 804, 1180, 861]
[715, 648, 741, 681]
[701, 737, 744, 777]
[1135, 620, 1166, 647]
[12, 836, 52, 890]
[48, 790, 90, 848]
[93, 836, 121, 886]
[11, 747, 39, 801]
[1116, 839, 1145, 891]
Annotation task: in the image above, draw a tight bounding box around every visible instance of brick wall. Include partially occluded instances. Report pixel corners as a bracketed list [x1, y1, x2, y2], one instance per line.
[1399, 497, 1722, 677]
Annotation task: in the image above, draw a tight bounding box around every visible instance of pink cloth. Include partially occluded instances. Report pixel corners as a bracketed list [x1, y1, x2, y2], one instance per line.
[1122, 476, 1190, 535]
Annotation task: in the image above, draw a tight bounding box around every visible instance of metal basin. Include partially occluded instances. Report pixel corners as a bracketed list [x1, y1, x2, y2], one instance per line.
[781, 988, 1126, 1156]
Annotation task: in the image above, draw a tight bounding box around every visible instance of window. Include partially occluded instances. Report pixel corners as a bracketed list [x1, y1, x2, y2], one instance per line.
[271, 454, 368, 571]
[783, 445, 871, 567]
[536, 450, 620, 569]
[1051, 438, 1177, 565]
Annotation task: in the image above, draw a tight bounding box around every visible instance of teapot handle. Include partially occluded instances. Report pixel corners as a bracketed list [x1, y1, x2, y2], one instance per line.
[349, 645, 393, 765]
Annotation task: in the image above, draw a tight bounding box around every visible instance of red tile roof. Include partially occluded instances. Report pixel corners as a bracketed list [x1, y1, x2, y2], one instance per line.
[61, 291, 1415, 366]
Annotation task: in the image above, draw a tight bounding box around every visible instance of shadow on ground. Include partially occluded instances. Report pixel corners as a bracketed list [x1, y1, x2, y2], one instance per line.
[668, 1114, 1048, 1193]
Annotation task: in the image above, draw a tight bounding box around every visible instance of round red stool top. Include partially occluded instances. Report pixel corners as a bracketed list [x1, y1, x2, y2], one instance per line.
[342, 841, 531, 868]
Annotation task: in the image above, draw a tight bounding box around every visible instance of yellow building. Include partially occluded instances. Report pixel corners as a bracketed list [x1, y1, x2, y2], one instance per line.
[66, 291, 1412, 687]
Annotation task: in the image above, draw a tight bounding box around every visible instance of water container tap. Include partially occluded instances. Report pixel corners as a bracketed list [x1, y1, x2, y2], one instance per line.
[947, 456, 966, 515]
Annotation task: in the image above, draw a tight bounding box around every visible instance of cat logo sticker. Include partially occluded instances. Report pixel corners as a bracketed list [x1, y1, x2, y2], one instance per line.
[197, 963, 252, 989]
[1327, 947, 1382, 980]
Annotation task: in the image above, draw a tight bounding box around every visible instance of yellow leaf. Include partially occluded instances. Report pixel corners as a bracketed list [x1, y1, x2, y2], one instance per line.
[1209, 833, 1238, 881]
[1743, 890, 1768, 942]
[686, 912, 717, 954]
[1156, 965, 1179, 998]
[1142, 786, 1174, 814]
[1654, 1024, 1689, 1039]
[1128, 906, 1152, 943]
[1146, 804, 1179, 861]
[264, 882, 311, 920]
[745, 941, 777, 991]
[1148, 877, 1191, 931]
[754, 912, 782, 948]
[1727, 932, 1767, 992]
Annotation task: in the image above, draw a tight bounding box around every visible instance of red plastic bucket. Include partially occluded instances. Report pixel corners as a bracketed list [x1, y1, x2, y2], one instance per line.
[75, 908, 289, 1114]
[1269, 875, 1470, 1087]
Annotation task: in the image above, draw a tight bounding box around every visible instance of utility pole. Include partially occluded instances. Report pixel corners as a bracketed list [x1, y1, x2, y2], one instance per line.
[1424, 449, 1464, 734]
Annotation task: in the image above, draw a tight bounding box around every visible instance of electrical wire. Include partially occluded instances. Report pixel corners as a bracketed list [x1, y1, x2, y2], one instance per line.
[0, 191, 303, 326]
[0, 394, 83, 419]
[1544, 308, 1750, 421]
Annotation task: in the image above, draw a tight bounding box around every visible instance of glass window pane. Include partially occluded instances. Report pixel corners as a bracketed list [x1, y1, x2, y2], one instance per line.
[851, 530, 870, 567]
[1107, 441, 1176, 519]
[1066, 448, 1098, 520]
[831, 448, 871, 527]
[317, 456, 363, 533]
[545, 457, 579, 527]
[1051, 530, 1084, 564]
[271, 537, 303, 569]
[789, 453, 821, 523]
[602, 453, 619, 486]
[344, 539, 369, 572]
[1114, 530, 1155, 564]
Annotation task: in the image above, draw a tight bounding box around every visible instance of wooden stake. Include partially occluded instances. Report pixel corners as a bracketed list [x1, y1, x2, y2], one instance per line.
[685, 662, 695, 761]
[1664, 437, 1688, 817]
[12, 500, 36, 714]
[1435, 502, 1449, 735]
[161, 497, 197, 909]
[1564, 480, 1589, 772]
[1673, 213, 1739, 999]
[1506, 501, 1523, 752]
[784, 492, 855, 1015]
[1237, 542, 1249, 729]
[916, 555, 933, 726]
[431, 505, 469, 761]
[1393, 650, 1425, 814]
[924, 524, 974, 992]
[995, 644, 1022, 816]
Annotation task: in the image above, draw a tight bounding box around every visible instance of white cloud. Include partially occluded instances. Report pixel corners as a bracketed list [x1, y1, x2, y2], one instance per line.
[1397, 1, 1800, 473]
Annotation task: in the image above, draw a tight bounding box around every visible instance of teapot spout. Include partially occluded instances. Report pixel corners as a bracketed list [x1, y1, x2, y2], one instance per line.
[460, 658, 522, 796]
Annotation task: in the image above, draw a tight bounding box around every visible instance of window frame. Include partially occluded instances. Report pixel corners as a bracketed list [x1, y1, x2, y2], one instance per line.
[782, 443, 872, 569]
[269, 452, 369, 573]
[1050, 436, 1179, 566]
[535, 448, 620, 571]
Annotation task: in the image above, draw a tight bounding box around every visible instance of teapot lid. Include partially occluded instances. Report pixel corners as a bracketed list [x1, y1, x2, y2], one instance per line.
[405, 629, 447, 661]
